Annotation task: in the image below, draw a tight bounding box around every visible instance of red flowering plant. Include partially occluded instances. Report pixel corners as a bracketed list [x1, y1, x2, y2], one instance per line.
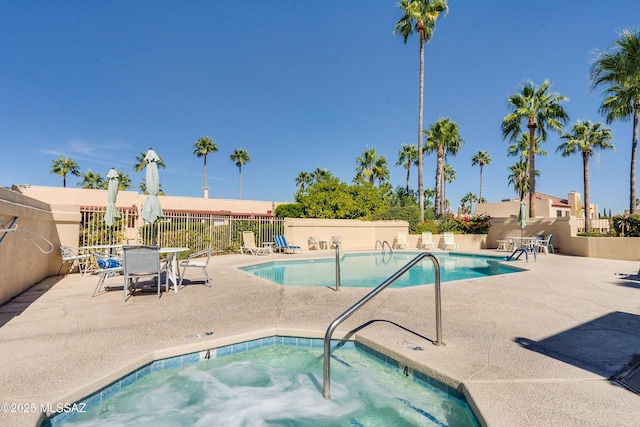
[455, 214, 491, 234]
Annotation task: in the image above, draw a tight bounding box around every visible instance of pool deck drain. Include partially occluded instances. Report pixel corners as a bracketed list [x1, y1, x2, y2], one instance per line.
[1, 249, 640, 427]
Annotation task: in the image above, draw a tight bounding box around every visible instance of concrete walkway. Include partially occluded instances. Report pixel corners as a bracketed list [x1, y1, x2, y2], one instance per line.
[1, 250, 639, 426]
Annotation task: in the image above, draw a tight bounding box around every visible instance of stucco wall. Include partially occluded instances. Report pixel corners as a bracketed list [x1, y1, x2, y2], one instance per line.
[0, 188, 81, 304]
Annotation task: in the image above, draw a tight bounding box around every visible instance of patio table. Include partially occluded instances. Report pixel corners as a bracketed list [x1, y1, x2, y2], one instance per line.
[159, 247, 189, 291]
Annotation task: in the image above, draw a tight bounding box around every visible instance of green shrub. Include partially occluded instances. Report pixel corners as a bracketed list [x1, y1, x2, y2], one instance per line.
[372, 205, 421, 233]
[415, 221, 438, 234]
[274, 203, 303, 218]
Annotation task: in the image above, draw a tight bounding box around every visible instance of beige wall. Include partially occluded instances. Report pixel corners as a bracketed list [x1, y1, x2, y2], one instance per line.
[487, 216, 640, 261]
[13, 185, 281, 216]
[284, 218, 489, 251]
[0, 188, 82, 304]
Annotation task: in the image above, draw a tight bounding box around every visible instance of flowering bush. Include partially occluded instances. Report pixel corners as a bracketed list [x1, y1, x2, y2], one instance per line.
[454, 214, 491, 234]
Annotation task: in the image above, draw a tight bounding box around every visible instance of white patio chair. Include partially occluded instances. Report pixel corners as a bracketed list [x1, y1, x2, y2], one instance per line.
[442, 232, 460, 250]
[329, 236, 341, 249]
[58, 246, 92, 276]
[420, 231, 435, 250]
[536, 234, 555, 254]
[179, 248, 213, 287]
[122, 245, 162, 301]
[92, 252, 123, 296]
[308, 237, 320, 250]
[394, 232, 409, 249]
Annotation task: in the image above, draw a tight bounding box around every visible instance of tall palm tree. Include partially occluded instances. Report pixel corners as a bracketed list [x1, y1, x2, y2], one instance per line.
[590, 28, 640, 214]
[193, 136, 218, 198]
[77, 169, 104, 189]
[424, 117, 464, 216]
[50, 156, 80, 188]
[295, 171, 313, 191]
[471, 150, 491, 202]
[502, 79, 569, 217]
[557, 120, 614, 232]
[395, 0, 448, 220]
[230, 148, 250, 199]
[355, 147, 379, 185]
[396, 143, 418, 191]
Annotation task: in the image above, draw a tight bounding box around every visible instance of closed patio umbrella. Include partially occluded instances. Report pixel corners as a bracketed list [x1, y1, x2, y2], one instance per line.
[518, 199, 528, 237]
[105, 168, 121, 228]
[141, 148, 164, 244]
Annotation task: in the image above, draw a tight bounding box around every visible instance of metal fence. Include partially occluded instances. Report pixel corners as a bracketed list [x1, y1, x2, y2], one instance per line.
[79, 206, 284, 255]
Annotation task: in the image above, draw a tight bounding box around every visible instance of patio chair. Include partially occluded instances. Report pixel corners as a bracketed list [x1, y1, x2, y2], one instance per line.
[92, 252, 123, 296]
[122, 245, 162, 301]
[329, 236, 341, 249]
[536, 234, 554, 254]
[308, 237, 320, 250]
[58, 246, 92, 276]
[420, 231, 435, 250]
[179, 248, 213, 287]
[274, 235, 301, 254]
[442, 232, 460, 250]
[394, 232, 409, 249]
[241, 231, 269, 256]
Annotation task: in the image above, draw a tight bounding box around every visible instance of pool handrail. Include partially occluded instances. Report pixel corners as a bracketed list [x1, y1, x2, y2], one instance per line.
[374, 240, 393, 254]
[323, 251, 444, 399]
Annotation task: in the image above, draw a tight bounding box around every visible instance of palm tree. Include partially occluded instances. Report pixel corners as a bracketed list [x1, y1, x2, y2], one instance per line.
[557, 120, 614, 232]
[77, 169, 104, 189]
[442, 163, 456, 213]
[590, 28, 640, 214]
[396, 143, 418, 191]
[193, 136, 218, 198]
[355, 147, 379, 184]
[230, 148, 250, 199]
[507, 161, 539, 201]
[460, 192, 478, 215]
[50, 156, 80, 188]
[134, 151, 166, 172]
[116, 171, 134, 191]
[502, 80, 569, 217]
[424, 117, 464, 216]
[311, 168, 333, 183]
[295, 171, 313, 191]
[471, 150, 491, 201]
[374, 156, 390, 186]
[395, 0, 448, 221]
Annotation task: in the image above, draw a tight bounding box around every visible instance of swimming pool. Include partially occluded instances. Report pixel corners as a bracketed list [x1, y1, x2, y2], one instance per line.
[242, 252, 522, 287]
[46, 337, 480, 426]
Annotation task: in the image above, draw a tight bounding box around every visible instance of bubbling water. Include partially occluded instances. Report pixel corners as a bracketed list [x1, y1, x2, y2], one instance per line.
[62, 346, 478, 426]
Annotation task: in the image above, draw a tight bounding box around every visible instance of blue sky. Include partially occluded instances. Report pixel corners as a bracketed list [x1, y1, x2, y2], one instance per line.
[0, 1, 637, 214]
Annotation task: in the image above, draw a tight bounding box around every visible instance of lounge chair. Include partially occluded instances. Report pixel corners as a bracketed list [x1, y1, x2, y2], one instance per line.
[241, 231, 269, 256]
[394, 232, 409, 249]
[92, 252, 124, 296]
[58, 246, 92, 276]
[420, 231, 435, 250]
[122, 245, 162, 301]
[179, 248, 213, 287]
[308, 237, 320, 250]
[442, 232, 460, 250]
[536, 234, 554, 254]
[274, 235, 301, 254]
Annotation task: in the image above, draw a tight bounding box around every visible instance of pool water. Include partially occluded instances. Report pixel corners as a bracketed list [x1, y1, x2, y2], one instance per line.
[57, 344, 479, 427]
[242, 252, 521, 287]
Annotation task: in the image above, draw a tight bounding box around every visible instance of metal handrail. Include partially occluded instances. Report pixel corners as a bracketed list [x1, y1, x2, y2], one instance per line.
[322, 252, 444, 400]
[334, 243, 341, 291]
[374, 240, 393, 254]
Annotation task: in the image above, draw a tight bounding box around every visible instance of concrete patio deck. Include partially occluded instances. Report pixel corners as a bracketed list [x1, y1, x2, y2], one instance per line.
[1, 250, 639, 426]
